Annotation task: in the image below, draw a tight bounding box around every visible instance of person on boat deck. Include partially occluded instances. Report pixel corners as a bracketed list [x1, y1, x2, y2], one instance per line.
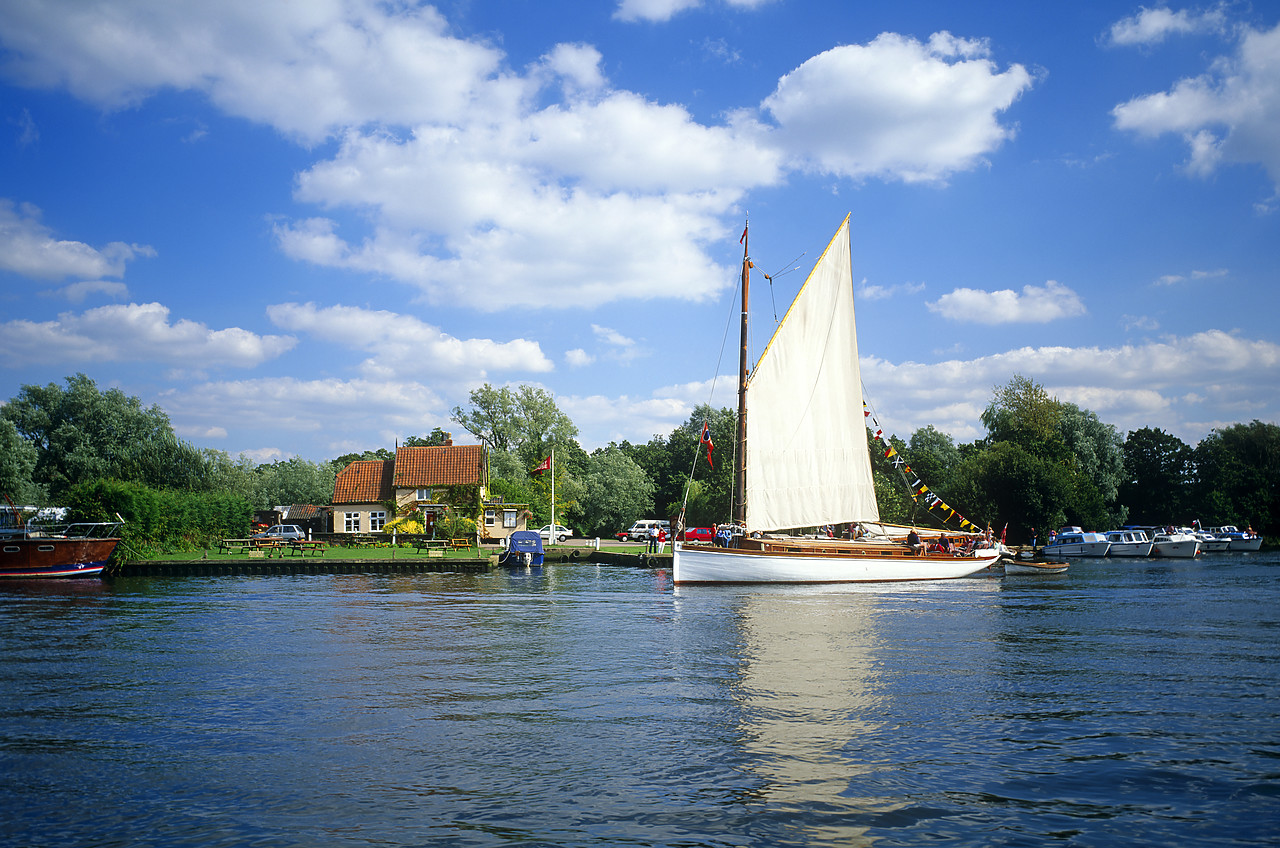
[937, 533, 952, 553]
[907, 528, 925, 555]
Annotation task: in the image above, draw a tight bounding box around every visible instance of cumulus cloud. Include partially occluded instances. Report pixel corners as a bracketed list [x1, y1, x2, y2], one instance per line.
[0, 302, 295, 367]
[266, 302, 553, 382]
[0, 199, 154, 281]
[857, 279, 926, 301]
[1113, 21, 1280, 191]
[927, 280, 1086, 324]
[761, 32, 1034, 183]
[1106, 5, 1227, 46]
[860, 329, 1280, 444]
[565, 348, 594, 367]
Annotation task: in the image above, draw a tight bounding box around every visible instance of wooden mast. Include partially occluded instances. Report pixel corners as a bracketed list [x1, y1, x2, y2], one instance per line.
[733, 223, 749, 526]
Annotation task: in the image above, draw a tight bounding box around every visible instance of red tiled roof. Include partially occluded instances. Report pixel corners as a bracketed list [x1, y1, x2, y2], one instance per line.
[333, 459, 394, 504]
[393, 444, 485, 488]
[286, 504, 327, 520]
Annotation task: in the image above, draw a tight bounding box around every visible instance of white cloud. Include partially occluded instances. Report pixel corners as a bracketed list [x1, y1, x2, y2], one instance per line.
[613, 0, 703, 23]
[0, 199, 154, 281]
[1113, 22, 1280, 190]
[0, 302, 295, 367]
[60, 280, 129, 303]
[761, 32, 1034, 183]
[926, 280, 1086, 324]
[860, 329, 1280, 444]
[857, 279, 926, 301]
[565, 348, 594, 367]
[266, 302, 553, 383]
[1107, 5, 1226, 47]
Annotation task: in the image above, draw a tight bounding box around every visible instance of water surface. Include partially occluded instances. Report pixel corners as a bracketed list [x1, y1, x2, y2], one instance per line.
[2, 554, 1278, 846]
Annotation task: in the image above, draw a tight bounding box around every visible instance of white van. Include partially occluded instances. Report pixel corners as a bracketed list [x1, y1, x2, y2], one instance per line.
[620, 520, 669, 541]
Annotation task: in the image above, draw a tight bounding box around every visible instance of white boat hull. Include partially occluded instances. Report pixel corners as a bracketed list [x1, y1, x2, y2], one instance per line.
[1198, 539, 1232, 553]
[1152, 540, 1199, 558]
[1042, 541, 1111, 557]
[673, 543, 999, 584]
[1106, 542, 1154, 557]
[1228, 537, 1263, 552]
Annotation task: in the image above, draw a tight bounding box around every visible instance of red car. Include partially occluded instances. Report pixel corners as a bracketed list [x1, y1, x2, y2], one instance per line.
[678, 527, 715, 543]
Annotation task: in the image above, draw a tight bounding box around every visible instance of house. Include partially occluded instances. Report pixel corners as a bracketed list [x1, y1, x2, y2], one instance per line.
[332, 458, 394, 534]
[333, 438, 530, 542]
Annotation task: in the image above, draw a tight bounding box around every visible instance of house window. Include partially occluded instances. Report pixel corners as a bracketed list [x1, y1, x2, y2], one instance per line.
[503, 510, 517, 528]
[370, 511, 386, 532]
[344, 512, 360, 533]
[415, 488, 431, 501]
[485, 509, 496, 526]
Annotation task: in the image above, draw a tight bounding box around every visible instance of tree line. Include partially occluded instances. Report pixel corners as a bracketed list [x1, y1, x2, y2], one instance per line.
[3, 373, 1276, 548]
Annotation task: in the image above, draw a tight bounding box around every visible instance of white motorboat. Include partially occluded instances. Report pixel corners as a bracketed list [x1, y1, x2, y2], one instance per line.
[1150, 529, 1199, 558]
[1186, 527, 1231, 553]
[1103, 529, 1154, 557]
[1042, 527, 1110, 557]
[1208, 525, 1263, 552]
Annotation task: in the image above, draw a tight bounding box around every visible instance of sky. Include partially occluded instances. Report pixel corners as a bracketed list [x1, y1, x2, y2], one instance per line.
[1, 0, 1278, 464]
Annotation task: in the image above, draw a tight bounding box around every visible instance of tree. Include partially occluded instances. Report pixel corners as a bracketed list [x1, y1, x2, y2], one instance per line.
[571, 447, 654, 537]
[980, 374, 1066, 462]
[1192, 421, 1280, 535]
[404, 427, 453, 447]
[1120, 427, 1193, 525]
[1058, 403, 1126, 525]
[0, 418, 42, 503]
[907, 425, 961, 494]
[2, 373, 208, 497]
[255, 457, 337, 509]
[947, 441, 1074, 544]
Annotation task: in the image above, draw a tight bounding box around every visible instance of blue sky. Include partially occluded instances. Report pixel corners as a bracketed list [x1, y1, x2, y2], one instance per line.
[2, 0, 1278, 463]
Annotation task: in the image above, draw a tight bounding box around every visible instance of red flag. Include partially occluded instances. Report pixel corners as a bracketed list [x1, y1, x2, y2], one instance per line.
[700, 421, 714, 467]
[739, 226, 747, 244]
[1000, 523, 1008, 544]
[531, 456, 550, 475]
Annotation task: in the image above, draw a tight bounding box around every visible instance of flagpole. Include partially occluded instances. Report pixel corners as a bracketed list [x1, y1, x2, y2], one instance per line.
[550, 449, 555, 541]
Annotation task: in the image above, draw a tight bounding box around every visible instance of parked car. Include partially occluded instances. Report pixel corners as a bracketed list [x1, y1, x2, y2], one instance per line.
[538, 524, 573, 543]
[617, 520, 670, 542]
[253, 524, 305, 541]
[678, 526, 715, 543]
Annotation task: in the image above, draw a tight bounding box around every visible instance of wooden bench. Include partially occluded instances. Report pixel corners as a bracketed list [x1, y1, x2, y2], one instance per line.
[219, 538, 257, 554]
[285, 541, 327, 557]
[414, 539, 448, 555]
[449, 537, 473, 550]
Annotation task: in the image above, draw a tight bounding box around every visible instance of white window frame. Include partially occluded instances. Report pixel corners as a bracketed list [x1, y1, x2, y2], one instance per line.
[344, 512, 360, 533]
[503, 510, 517, 528]
[485, 508, 496, 526]
[415, 488, 431, 501]
[370, 510, 386, 532]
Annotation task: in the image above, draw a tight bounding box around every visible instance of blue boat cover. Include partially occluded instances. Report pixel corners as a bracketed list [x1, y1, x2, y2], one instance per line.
[499, 530, 544, 566]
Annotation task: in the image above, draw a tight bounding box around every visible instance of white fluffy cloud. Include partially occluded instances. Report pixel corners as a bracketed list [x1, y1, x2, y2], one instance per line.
[762, 32, 1034, 183]
[1107, 5, 1226, 46]
[0, 199, 153, 281]
[926, 280, 1086, 324]
[0, 302, 295, 367]
[266, 302, 553, 381]
[1113, 21, 1280, 190]
[860, 330, 1280, 444]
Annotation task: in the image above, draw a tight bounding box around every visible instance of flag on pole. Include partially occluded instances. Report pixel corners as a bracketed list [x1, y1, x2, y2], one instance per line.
[699, 421, 714, 467]
[1000, 523, 1008, 545]
[532, 456, 551, 475]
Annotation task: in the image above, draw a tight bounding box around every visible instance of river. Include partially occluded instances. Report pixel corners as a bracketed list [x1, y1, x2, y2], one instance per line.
[2, 552, 1278, 847]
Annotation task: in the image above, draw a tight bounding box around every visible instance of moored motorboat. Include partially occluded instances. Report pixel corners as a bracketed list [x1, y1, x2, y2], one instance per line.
[1209, 525, 1263, 552]
[1042, 527, 1110, 557]
[672, 217, 1000, 584]
[1187, 526, 1231, 554]
[0, 515, 123, 579]
[1104, 529, 1154, 557]
[1150, 528, 1199, 558]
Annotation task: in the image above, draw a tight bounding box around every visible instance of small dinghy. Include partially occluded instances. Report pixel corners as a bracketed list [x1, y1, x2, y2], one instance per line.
[1004, 560, 1068, 575]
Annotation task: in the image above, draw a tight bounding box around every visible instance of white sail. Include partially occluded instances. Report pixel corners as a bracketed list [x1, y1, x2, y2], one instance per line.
[743, 216, 880, 532]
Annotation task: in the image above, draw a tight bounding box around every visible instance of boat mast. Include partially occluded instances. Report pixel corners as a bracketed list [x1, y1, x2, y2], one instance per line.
[733, 223, 749, 526]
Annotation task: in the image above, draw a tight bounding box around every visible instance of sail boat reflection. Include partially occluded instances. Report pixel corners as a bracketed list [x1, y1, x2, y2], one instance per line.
[727, 586, 904, 844]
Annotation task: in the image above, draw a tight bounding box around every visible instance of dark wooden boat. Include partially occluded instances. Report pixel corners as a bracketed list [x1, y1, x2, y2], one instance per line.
[0, 517, 123, 579]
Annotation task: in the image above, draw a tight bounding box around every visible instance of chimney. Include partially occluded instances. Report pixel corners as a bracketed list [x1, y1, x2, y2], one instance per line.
[444, 431, 452, 447]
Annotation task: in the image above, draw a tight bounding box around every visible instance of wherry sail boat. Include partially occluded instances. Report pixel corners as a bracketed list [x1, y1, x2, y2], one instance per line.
[672, 216, 1001, 584]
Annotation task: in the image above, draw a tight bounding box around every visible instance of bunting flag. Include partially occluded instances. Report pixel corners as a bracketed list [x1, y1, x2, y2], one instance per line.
[531, 456, 551, 475]
[863, 400, 985, 534]
[699, 421, 715, 467]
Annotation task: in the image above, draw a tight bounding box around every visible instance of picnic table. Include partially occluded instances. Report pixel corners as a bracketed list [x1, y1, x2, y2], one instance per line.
[285, 540, 326, 557]
[219, 538, 260, 554]
[414, 539, 448, 555]
[450, 537, 474, 550]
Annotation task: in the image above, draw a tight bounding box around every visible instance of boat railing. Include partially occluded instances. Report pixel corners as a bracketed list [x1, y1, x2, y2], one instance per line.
[23, 520, 124, 539]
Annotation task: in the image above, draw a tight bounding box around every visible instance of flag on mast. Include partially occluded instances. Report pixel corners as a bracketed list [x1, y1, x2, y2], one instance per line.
[699, 421, 714, 467]
[532, 456, 551, 475]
